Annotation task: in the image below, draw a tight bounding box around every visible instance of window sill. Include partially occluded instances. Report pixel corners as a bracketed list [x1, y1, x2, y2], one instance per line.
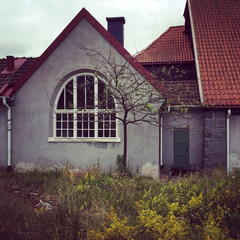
[48, 137, 121, 143]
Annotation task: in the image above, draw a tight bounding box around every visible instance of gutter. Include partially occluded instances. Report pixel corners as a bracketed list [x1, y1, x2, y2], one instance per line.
[159, 106, 171, 176]
[188, 0, 204, 104]
[226, 109, 231, 175]
[1, 97, 12, 170]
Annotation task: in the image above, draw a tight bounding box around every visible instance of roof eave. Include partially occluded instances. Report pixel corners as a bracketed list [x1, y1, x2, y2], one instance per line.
[188, 0, 204, 105]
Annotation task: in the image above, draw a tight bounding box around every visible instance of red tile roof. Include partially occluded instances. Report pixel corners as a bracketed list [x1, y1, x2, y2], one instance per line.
[135, 26, 194, 64]
[0, 58, 38, 96]
[190, 0, 240, 106]
[135, 26, 199, 106]
[164, 80, 200, 106]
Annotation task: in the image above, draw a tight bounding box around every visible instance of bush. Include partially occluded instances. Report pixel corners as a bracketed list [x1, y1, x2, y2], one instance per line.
[0, 167, 239, 239]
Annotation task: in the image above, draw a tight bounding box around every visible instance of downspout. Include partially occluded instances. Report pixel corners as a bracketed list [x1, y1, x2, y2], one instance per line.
[2, 97, 12, 170]
[226, 109, 231, 175]
[159, 109, 162, 177]
[159, 106, 171, 177]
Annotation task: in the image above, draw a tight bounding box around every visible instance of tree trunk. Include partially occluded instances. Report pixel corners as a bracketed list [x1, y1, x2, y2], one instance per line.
[123, 122, 127, 171]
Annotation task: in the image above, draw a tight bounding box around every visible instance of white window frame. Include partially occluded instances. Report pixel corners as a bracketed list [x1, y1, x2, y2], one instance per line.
[48, 73, 120, 143]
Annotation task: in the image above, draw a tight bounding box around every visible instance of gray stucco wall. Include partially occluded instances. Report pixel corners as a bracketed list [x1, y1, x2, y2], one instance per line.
[0, 104, 7, 166]
[6, 18, 159, 172]
[162, 109, 203, 171]
[230, 115, 240, 170]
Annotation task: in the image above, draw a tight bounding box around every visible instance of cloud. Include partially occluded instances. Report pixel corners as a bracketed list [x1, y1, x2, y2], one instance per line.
[0, 0, 187, 58]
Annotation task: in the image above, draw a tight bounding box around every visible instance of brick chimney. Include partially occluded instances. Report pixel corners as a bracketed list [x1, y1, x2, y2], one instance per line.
[106, 17, 125, 46]
[6, 56, 15, 71]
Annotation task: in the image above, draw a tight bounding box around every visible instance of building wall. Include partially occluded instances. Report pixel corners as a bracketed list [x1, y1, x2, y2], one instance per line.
[0, 104, 7, 166]
[8, 18, 159, 172]
[203, 110, 227, 169]
[230, 115, 240, 170]
[143, 63, 197, 81]
[162, 109, 203, 171]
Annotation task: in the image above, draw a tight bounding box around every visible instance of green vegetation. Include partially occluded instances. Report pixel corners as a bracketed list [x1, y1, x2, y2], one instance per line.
[0, 165, 240, 239]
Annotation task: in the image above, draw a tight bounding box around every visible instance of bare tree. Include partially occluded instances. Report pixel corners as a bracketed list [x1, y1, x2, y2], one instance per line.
[81, 46, 163, 171]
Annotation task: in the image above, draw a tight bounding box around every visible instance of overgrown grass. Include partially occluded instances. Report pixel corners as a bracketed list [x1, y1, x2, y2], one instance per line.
[0, 166, 240, 239]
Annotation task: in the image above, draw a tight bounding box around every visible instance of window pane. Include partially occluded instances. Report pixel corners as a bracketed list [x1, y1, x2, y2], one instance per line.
[77, 76, 85, 110]
[77, 121, 82, 129]
[63, 114, 67, 121]
[66, 80, 73, 109]
[63, 122, 67, 129]
[56, 122, 61, 129]
[57, 91, 64, 109]
[83, 114, 88, 129]
[111, 130, 116, 137]
[98, 121, 103, 129]
[56, 114, 61, 121]
[83, 130, 88, 137]
[111, 121, 116, 129]
[86, 75, 94, 109]
[69, 130, 73, 137]
[98, 80, 106, 109]
[98, 130, 103, 137]
[56, 130, 61, 137]
[105, 130, 109, 137]
[107, 94, 115, 109]
[63, 130, 67, 137]
[77, 114, 82, 129]
[98, 113, 103, 121]
[69, 121, 73, 129]
[104, 121, 109, 129]
[111, 113, 116, 120]
[90, 121, 94, 129]
[77, 130, 82, 137]
[90, 130, 94, 137]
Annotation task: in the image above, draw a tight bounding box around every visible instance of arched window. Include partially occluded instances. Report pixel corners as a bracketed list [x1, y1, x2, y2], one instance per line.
[53, 73, 119, 142]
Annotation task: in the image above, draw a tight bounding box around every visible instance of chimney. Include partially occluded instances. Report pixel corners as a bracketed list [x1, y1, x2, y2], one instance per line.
[106, 17, 125, 46]
[6, 56, 15, 71]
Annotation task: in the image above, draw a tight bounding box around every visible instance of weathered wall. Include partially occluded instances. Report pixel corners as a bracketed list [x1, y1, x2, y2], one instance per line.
[203, 110, 226, 169]
[230, 115, 240, 170]
[0, 104, 7, 166]
[162, 109, 203, 171]
[8, 18, 159, 172]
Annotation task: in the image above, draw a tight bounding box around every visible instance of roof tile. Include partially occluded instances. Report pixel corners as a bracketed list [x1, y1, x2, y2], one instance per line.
[135, 26, 194, 63]
[190, 0, 240, 106]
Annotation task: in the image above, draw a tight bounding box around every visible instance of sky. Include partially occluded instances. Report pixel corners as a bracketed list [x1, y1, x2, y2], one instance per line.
[0, 0, 187, 58]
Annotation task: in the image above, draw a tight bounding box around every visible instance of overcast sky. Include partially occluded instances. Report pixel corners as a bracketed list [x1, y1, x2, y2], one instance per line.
[0, 0, 186, 58]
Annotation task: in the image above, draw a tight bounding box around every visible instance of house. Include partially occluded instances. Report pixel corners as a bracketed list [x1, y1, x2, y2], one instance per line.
[0, 8, 161, 174]
[1, 0, 239, 176]
[136, 0, 240, 173]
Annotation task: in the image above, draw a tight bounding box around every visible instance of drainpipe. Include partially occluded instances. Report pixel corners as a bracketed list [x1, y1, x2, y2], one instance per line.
[159, 111, 163, 176]
[226, 109, 231, 175]
[2, 97, 12, 170]
[159, 106, 171, 176]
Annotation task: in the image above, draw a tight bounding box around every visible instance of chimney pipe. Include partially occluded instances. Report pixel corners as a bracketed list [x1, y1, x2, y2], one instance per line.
[106, 17, 125, 46]
[6, 56, 14, 71]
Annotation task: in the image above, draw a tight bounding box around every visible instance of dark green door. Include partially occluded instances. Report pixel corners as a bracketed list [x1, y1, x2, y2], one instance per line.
[174, 129, 189, 168]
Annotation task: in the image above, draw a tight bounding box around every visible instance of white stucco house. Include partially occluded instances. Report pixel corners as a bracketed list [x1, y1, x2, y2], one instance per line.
[0, 8, 161, 174]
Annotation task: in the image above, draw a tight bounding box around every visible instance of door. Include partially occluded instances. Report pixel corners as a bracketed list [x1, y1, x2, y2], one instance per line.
[174, 129, 189, 168]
